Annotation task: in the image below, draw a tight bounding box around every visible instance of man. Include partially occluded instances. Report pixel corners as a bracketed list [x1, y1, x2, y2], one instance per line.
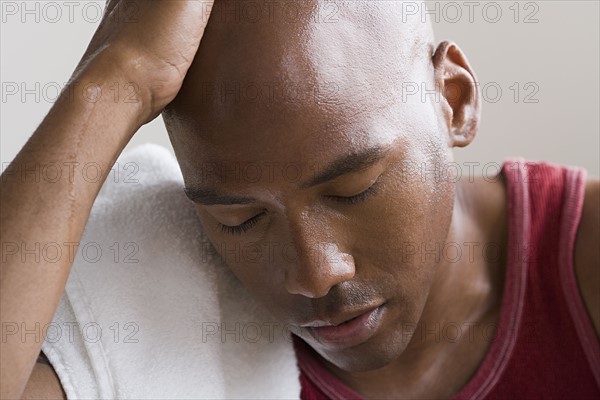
[1, 0, 598, 399]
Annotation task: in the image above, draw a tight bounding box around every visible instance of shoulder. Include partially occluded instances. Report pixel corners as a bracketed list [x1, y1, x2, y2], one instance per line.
[574, 178, 600, 338]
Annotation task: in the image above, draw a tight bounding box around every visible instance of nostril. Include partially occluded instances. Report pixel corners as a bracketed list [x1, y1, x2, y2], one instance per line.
[283, 248, 355, 298]
[285, 280, 332, 299]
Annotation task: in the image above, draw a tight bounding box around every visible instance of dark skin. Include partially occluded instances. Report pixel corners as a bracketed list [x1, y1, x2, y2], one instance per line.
[161, 3, 500, 398]
[163, 2, 598, 399]
[10, 1, 599, 398]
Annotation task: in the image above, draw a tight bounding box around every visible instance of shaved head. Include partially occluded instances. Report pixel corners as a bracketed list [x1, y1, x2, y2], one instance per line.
[164, 0, 436, 156]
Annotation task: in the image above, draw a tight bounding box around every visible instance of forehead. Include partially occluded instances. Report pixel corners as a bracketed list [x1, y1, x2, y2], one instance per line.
[167, 98, 445, 203]
[164, 1, 435, 179]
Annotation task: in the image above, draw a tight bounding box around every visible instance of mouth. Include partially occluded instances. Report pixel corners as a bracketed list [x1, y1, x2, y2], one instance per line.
[300, 303, 386, 349]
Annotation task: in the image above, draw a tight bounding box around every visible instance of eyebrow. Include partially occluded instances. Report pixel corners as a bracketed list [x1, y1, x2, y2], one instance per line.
[183, 188, 257, 206]
[184, 146, 390, 205]
[299, 146, 389, 189]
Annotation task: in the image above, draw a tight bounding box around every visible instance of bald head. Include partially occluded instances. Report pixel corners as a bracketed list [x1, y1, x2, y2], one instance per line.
[163, 0, 436, 149]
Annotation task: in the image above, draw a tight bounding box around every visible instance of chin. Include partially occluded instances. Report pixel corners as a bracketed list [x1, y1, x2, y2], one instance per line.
[316, 332, 410, 373]
[312, 303, 424, 372]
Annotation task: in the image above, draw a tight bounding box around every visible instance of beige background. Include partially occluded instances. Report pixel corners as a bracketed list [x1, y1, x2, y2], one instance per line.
[1, 1, 598, 177]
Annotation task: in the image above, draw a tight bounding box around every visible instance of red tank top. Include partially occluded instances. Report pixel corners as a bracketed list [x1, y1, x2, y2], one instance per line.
[293, 159, 600, 399]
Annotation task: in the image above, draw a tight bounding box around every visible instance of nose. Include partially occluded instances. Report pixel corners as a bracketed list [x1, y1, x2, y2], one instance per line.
[284, 232, 356, 298]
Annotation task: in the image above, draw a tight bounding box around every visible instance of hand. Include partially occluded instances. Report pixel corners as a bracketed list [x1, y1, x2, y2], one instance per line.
[78, 0, 215, 124]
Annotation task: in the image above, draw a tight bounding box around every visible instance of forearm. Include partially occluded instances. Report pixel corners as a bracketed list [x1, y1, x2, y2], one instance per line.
[0, 55, 145, 398]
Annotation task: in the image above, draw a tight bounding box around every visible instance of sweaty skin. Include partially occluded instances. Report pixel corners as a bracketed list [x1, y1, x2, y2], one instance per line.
[4, 1, 599, 399]
[163, 1, 599, 398]
[164, 2, 496, 398]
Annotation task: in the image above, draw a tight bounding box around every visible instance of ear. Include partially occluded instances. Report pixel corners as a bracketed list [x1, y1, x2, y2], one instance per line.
[432, 41, 481, 148]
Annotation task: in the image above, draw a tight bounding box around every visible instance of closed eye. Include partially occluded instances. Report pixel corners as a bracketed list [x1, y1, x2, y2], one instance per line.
[215, 180, 380, 235]
[217, 212, 266, 235]
[325, 180, 381, 205]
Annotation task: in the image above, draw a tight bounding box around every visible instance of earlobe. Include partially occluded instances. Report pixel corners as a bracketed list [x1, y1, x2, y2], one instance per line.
[432, 41, 481, 148]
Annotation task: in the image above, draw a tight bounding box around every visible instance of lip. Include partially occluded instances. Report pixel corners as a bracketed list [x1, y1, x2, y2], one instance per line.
[305, 304, 385, 349]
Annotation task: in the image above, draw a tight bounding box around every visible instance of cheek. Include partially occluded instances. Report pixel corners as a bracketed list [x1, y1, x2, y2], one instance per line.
[196, 208, 290, 310]
[348, 148, 455, 315]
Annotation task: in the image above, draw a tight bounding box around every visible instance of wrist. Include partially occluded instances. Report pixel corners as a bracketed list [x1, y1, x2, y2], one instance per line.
[70, 46, 154, 129]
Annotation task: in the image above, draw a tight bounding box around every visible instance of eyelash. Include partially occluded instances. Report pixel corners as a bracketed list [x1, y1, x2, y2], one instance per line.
[216, 181, 381, 235]
[325, 180, 381, 205]
[217, 212, 266, 235]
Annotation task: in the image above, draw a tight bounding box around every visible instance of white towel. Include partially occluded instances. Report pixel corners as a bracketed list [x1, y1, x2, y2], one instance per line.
[42, 143, 301, 399]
